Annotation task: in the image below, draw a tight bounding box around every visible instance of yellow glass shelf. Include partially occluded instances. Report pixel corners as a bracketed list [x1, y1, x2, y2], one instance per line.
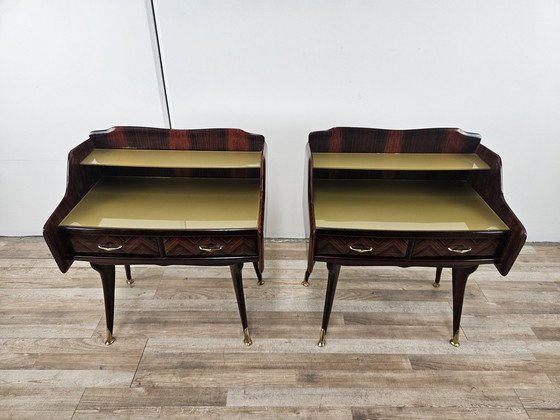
[81, 149, 262, 169]
[60, 177, 260, 230]
[312, 153, 490, 171]
[314, 179, 508, 231]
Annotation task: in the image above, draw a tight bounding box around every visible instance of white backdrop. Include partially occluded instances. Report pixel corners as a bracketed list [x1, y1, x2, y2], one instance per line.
[0, 0, 166, 235]
[154, 0, 560, 240]
[1, 1, 559, 240]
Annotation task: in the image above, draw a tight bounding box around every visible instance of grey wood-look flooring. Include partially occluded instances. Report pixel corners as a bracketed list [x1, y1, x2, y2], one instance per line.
[1, 238, 559, 419]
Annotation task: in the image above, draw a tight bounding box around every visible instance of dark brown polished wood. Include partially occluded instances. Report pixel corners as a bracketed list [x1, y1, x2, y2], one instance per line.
[304, 127, 526, 347]
[43, 126, 266, 345]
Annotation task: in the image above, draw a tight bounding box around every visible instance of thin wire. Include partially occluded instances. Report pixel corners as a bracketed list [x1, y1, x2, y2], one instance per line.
[150, 0, 172, 128]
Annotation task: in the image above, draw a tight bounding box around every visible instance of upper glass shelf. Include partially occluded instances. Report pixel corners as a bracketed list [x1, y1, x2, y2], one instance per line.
[312, 153, 490, 171]
[81, 149, 262, 169]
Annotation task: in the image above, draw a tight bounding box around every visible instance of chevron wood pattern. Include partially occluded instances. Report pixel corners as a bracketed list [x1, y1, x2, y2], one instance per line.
[412, 238, 501, 258]
[316, 235, 408, 258]
[67, 234, 160, 256]
[164, 236, 257, 257]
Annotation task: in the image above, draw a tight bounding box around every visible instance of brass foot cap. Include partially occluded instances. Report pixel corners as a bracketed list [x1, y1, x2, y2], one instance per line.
[104, 330, 115, 346]
[317, 328, 326, 347]
[257, 280, 264, 286]
[302, 280, 309, 287]
[243, 328, 253, 346]
[449, 331, 460, 347]
[126, 279, 134, 286]
[432, 282, 440, 288]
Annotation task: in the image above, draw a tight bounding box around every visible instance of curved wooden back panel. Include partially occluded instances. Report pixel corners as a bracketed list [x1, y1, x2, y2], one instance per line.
[308, 127, 481, 153]
[90, 126, 264, 151]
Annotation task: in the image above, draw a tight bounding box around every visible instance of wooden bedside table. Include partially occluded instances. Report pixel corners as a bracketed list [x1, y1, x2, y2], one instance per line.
[303, 127, 526, 347]
[44, 126, 266, 346]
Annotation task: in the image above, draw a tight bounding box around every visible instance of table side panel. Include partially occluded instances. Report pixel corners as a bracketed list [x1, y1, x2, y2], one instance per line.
[43, 139, 98, 273]
[468, 144, 527, 276]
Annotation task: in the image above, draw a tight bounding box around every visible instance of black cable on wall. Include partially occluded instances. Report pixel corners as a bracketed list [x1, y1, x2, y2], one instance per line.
[149, 0, 172, 128]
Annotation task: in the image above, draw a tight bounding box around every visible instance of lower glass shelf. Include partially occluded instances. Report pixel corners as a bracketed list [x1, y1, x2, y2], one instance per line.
[313, 179, 509, 232]
[59, 176, 260, 230]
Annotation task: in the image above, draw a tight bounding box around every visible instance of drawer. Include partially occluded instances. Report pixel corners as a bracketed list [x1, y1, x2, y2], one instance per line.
[412, 238, 502, 258]
[164, 236, 257, 257]
[316, 235, 408, 258]
[66, 234, 160, 257]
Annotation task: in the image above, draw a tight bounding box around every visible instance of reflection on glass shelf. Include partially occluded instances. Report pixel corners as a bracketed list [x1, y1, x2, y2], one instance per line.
[60, 177, 260, 230]
[312, 153, 490, 171]
[81, 149, 262, 169]
[314, 179, 508, 231]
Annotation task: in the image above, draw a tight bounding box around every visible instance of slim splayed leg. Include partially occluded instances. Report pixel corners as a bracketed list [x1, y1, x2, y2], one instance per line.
[318, 263, 341, 347]
[432, 267, 443, 288]
[90, 263, 116, 345]
[230, 263, 252, 346]
[124, 265, 134, 285]
[302, 269, 311, 287]
[302, 260, 315, 287]
[449, 265, 478, 347]
[253, 262, 264, 286]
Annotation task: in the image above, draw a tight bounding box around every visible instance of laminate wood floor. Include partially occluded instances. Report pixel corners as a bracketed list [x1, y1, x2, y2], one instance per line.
[0, 238, 558, 419]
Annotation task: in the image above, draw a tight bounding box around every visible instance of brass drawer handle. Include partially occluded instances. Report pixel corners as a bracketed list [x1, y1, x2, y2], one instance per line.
[448, 247, 472, 254]
[349, 245, 373, 253]
[97, 244, 123, 251]
[199, 244, 224, 253]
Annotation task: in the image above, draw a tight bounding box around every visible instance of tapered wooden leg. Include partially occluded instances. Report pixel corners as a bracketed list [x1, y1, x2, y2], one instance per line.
[124, 265, 133, 285]
[302, 269, 312, 287]
[433, 267, 443, 288]
[90, 263, 116, 345]
[302, 261, 315, 287]
[450, 265, 478, 347]
[230, 263, 252, 346]
[318, 263, 341, 347]
[252, 262, 264, 286]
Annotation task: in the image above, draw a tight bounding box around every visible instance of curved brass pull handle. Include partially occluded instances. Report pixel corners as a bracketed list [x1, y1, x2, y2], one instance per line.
[349, 245, 373, 253]
[448, 247, 472, 254]
[98, 244, 123, 251]
[199, 244, 224, 253]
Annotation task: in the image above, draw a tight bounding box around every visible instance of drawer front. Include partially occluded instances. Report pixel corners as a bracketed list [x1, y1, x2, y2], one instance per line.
[67, 234, 160, 257]
[412, 238, 502, 258]
[316, 235, 408, 258]
[164, 236, 257, 257]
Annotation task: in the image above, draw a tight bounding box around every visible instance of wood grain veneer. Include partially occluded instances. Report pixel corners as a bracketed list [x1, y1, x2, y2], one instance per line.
[43, 126, 267, 346]
[304, 126, 526, 347]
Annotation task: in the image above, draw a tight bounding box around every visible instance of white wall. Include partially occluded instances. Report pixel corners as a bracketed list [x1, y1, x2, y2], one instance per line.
[1, 1, 559, 241]
[0, 0, 166, 235]
[154, 0, 560, 240]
